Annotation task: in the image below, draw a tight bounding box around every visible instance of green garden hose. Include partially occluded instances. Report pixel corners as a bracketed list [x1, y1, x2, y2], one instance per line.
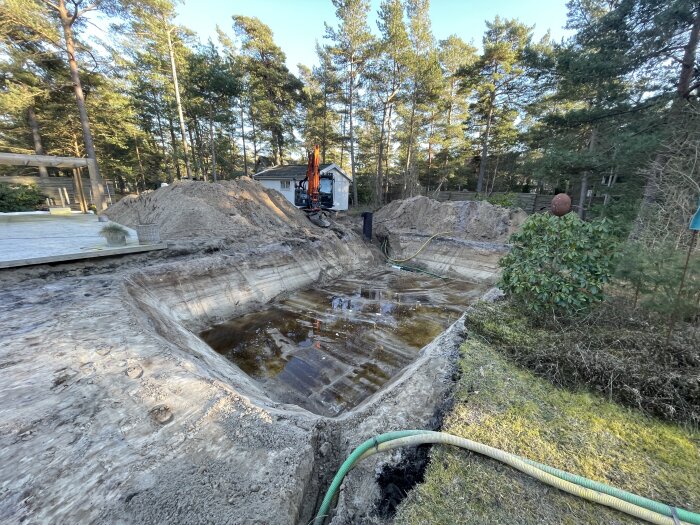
[524, 458, 700, 525]
[382, 231, 451, 264]
[313, 430, 700, 525]
[313, 430, 427, 524]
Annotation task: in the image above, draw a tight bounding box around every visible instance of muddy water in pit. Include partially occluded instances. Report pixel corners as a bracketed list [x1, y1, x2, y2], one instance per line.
[200, 268, 482, 417]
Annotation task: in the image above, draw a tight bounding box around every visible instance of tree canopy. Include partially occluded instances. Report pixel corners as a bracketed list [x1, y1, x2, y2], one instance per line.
[0, 0, 698, 236]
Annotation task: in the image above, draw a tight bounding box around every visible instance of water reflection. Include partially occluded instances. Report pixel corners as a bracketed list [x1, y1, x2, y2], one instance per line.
[199, 268, 481, 416]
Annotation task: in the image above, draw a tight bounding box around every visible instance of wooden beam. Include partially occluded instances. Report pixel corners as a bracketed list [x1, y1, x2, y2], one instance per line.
[0, 152, 89, 169]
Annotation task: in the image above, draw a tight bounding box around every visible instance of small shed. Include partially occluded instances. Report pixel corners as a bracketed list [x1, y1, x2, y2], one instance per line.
[253, 163, 351, 211]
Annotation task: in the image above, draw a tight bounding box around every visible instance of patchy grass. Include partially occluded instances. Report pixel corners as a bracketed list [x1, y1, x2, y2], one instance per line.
[394, 335, 700, 525]
[466, 300, 700, 425]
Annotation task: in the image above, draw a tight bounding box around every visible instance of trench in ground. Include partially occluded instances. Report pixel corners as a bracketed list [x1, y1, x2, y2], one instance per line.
[199, 267, 483, 417]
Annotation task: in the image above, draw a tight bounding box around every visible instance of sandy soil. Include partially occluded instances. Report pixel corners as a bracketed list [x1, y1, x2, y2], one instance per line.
[106, 178, 316, 243]
[373, 196, 526, 242]
[0, 184, 510, 524]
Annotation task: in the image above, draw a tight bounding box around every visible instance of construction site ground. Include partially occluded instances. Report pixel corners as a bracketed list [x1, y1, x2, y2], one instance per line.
[1, 179, 695, 525]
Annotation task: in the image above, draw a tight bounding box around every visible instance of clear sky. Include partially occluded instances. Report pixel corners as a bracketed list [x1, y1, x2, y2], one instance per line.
[175, 0, 572, 72]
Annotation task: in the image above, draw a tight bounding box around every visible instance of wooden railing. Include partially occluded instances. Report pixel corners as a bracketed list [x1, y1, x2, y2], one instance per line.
[0, 175, 117, 210]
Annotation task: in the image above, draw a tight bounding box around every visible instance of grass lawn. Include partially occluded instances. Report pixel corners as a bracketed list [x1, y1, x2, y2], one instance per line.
[394, 307, 700, 524]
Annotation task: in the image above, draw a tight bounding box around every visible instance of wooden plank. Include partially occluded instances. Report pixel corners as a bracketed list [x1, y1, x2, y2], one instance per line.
[0, 243, 168, 269]
[0, 152, 89, 169]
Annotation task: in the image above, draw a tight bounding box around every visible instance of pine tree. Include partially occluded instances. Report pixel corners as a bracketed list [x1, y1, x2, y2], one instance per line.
[432, 35, 477, 193]
[399, 0, 441, 197]
[325, 0, 374, 206]
[459, 17, 533, 194]
[370, 0, 410, 204]
[233, 16, 304, 165]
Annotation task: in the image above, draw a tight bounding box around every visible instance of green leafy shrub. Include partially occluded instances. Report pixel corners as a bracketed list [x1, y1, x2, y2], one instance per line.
[0, 183, 46, 212]
[475, 192, 518, 208]
[485, 192, 517, 208]
[500, 212, 616, 318]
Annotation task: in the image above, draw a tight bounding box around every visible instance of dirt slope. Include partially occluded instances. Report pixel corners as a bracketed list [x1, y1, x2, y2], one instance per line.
[374, 196, 526, 243]
[105, 178, 316, 241]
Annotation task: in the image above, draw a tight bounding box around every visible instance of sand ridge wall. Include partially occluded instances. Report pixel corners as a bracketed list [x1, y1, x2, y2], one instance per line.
[373, 196, 522, 283]
[127, 235, 377, 332]
[374, 196, 526, 243]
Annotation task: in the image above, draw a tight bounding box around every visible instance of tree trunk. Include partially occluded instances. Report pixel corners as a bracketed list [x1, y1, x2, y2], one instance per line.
[635, 5, 700, 229]
[135, 137, 146, 193]
[166, 25, 193, 179]
[249, 105, 258, 166]
[193, 119, 208, 180]
[71, 132, 88, 211]
[275, 129, 284, 164]
[339, 112, 346, 168]
[186, 121, 201, 178]
[348, 59, 358, 207]
[239, 102, 248, 176]
[434, 82, 455, 196]
[404, 95, 417, 197]
[210, 111, 217, 181]
[57, 0, 105, 210]
[376, 99, 388, 206]
[678, 5, 700, 99]
[444, 77, 454, 171]
[27, 106, 49, 177]
[477, 99, 494, 194]
[489, 154, 500, 194]
[167, 112, 182, 181]
[321, 82, 329, 164]
[427, 111, 435, 191]
[578, 127, 597, 219]
[385, 103, 393, 198]
[153, 106, 173, 182]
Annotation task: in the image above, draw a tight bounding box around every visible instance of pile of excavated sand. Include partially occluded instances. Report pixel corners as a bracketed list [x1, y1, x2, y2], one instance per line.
[374, 196, 526, 243]
[105, 178, 316, 241]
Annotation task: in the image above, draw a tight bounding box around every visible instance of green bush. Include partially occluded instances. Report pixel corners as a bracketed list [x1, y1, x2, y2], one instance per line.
[616, 240, 700, 323]
[0, 182, 46, 212]
[500, 212, 616, 318]
[482, 192, 517, 208]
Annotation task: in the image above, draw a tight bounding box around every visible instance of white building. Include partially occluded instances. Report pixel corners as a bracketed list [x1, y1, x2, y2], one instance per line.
[253, 163, 351, 211]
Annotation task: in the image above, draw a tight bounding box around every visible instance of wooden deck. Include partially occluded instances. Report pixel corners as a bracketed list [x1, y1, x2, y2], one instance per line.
[0, 212, 166, 269]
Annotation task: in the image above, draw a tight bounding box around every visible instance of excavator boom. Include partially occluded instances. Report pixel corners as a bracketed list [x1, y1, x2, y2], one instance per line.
[303, 144, 330, 227]
[306, 144, 320, 210]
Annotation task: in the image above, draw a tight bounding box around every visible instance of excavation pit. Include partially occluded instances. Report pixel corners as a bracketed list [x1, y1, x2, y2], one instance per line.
[199, 268, 483, 417]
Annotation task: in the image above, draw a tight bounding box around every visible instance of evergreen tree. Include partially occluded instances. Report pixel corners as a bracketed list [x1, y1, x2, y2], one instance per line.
[432, 35, 477, 193]
[459, 17, 533, 194]
[233, 16, 304, 165]
[325, 0, 374, 206]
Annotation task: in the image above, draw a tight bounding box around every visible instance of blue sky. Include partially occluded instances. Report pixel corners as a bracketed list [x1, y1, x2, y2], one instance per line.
[176, 0, 572, 71]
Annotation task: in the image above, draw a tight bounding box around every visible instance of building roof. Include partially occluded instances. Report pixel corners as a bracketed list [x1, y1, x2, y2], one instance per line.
[253, 163, 351, 181]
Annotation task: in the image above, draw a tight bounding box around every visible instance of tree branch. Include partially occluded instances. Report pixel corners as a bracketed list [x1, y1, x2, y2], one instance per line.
[38, 0, 60, 11]
[77, 1, 102, 19]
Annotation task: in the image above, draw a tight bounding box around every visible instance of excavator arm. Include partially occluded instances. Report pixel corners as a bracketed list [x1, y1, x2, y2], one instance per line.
[303, 144, 330, 227]
[306, 144, 321, 211]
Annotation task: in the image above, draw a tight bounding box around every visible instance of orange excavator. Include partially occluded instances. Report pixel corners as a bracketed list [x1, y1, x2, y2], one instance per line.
[296, 144, 330, 228]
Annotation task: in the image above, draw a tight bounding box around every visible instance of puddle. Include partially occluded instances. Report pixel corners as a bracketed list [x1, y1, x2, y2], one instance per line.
[200, 268, 482, 416]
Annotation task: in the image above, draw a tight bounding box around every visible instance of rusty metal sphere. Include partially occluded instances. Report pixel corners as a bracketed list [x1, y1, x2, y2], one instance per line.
[551, 193, 572, 216]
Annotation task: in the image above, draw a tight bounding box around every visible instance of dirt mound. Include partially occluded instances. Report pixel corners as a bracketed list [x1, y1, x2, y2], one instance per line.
[105, 178, 316, 241]
[374, 196, 525, 243]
